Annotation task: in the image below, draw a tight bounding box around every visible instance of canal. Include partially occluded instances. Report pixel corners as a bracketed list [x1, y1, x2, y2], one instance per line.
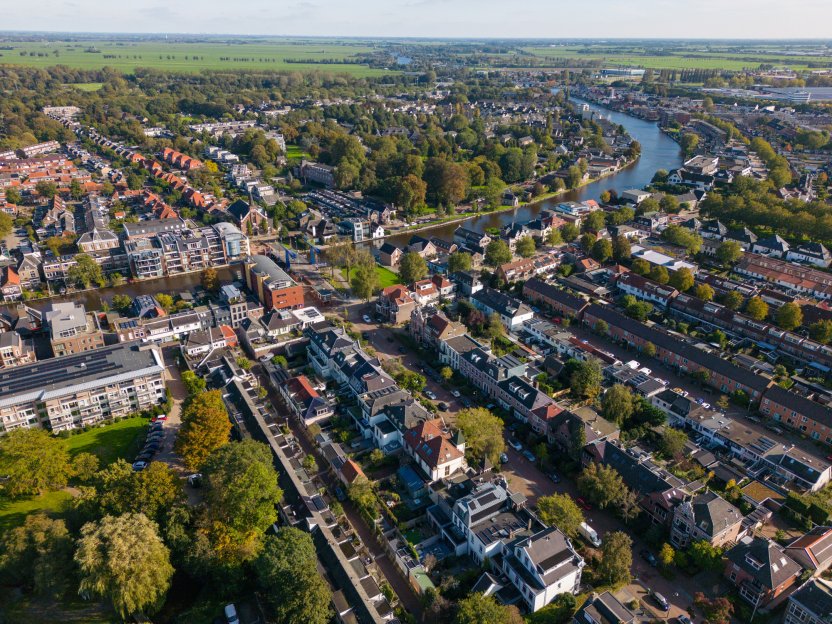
[384, 97, 683, 247]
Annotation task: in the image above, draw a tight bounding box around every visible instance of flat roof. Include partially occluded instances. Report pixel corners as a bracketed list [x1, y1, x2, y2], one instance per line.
[0, 342, 164, 408]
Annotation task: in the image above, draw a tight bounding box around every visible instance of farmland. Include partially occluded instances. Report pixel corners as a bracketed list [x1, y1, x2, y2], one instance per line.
[0, 38, 391, 76]
[522, 45, 832, 71]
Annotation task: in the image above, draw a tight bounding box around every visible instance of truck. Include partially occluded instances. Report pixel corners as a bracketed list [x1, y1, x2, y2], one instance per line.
[579, 522, 602, 547]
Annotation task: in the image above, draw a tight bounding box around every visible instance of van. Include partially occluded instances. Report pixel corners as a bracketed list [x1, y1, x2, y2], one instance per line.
[652, 591, 670, 611]
[578, 522, 602, 547]
[224, 604, 240, 624]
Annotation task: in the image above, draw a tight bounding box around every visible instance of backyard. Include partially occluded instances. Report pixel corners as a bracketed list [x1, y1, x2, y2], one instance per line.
[341, 265, 400, 290]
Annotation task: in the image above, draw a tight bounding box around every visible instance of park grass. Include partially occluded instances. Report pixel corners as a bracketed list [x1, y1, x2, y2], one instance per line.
[0, 587, 117, 624]
[62, 415, 149, 466]
[0, 490, 72, 531]
[0, 40, 391, 76]
[341, 265, 400, 289]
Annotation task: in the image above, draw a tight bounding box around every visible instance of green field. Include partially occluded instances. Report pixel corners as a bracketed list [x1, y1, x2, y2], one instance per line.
[63, 415, 149, 466]
[522, 46, 832, 71]
[285, 145, 311, 161]
[0, 39, 391, 76]
[0, 490, 72, 532]
[64, 82, 104, 91]
[342, 265, 400, 289]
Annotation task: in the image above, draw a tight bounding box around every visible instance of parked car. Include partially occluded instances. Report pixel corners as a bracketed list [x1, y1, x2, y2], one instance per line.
[335, 486, 346, 501]
[135, 452, 153, 462]
[509, 439, 523, 452]
[362, 332, 371, 340]
[522, 449, 536, 462]
[132, 460, 148, 471]
[424, 390, 437, 400]
[451, 390, 461, 398]
[578, 522, 602, 547]
[460, 397, 473, 408]
[151, 414, 167, 422]
[499, 453, 508, 464]
[549, 472, 561, 483]
[677, 615, 692, 624]
[652, 592, 670, 611]
[640, 549, 658, 567]
[575, 497, 592, 511]
[362, 315, 372, 323]
[224, 604, 240, 624]
[438, 402, 449, 411]
[144, 441, 162, 452]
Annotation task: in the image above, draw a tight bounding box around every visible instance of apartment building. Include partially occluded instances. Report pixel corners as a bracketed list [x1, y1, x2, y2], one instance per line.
[244, 254, 305, 311]
[0, 342, 166, 433]
[43, 302, 104, 357]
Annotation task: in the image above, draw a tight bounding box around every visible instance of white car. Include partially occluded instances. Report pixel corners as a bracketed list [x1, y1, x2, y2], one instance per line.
[509, 439, 523, 452]
[362, 315, 372, 323]
[424, 390, 437, 400]
[132, 460, 148, 471]
[451, 390, 461, 398]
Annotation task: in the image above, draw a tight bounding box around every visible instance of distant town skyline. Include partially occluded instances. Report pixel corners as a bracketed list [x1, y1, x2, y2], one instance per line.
[5, 0, 832, 40]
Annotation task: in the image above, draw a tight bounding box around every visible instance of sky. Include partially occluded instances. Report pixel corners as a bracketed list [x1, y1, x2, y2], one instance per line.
[3, 0, 832, 39]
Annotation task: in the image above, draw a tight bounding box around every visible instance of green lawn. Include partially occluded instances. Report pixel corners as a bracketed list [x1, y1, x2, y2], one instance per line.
[285, 144, 311, 161]
[0, 490, 72, 531]
[64, 82, 104, 91]
[342, 265, 400, 289]
[0, 39, 391, 76]
[62, 416, 149, 466]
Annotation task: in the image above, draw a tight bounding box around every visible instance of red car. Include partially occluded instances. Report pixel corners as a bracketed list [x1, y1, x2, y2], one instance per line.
[151, 415, 168, 423]
[576, 497, 592, 511]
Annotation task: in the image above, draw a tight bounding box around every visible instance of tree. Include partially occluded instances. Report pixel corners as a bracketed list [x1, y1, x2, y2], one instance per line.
[181, 370, 207, 396]
[659, 543, 675, 567]
[448, 251, 472, 273]
[440, 366, 454, 382]
[649, 265, 669, 284]
[810, 319, 832, 344]
[612, 235, 631, 262]
[591, 239, 613, 263]
[659, 428, 688, 459]
[35, 181, 57, 198]
[485, 239, 512, 267]
[578, 463, 625, 510]
[254, 528, 332, 624]
[745, 296, 769, 321]
[694, 593, 734, 624]
[597, 531, 633, 587]
[455, 593, 523, 624]
[584, 210, 607, 233]
[569, 358, 602, 400]
[660, 194, 679, 213]
[617, 488, 641, 524]
[689, 540, 723, 571]
[68, 254, 105, 289]
[4, 187, 21, 205]
[722, 290, 744, 311]
[715, 240, 743, 266]
[93, 460, 182, 523]
[642, 341, 657, 358]
[546, 228, 563, 246]
[71, 452, 100, 484]
[201, 267, 220, 292]
[75, 513, 173, 619]
[0, 212, 12, 238]
[424, 157, 469, 206]
[351, 263, 379, 301]
[174, 390, 232, 471]
[515, 236, 536, 258]
[155, 293, 174, 312]
[660, 225, 702, 254]
[0, 514, 73, 598]
[203, 440, 283, 544]
[0, 428, 70, 498]
[560, 223, 579, 242]
[111, 293, 132, 312]
[485, 313, 504, 341]
[631, 258, 650, 275]
[457, 408, 505, 468]
[775, 302, 803, 331]
[399, 251, 428, 284]
[694, 283, 715, 301]
[537, 494, 584, 538]
[669, 267, 694, 292]
[396, 174, 427, 214]
[680, 133, 699, 156]
[601, 384, 634, 426]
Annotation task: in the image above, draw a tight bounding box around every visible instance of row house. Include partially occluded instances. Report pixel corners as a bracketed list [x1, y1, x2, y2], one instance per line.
[0, 266, 22, 302]
[471, 287, 534, 332]
[522, 278, 588, 319]
[160, 147, 203, 170]
[438, 333, 487, 372]
[615, 271, 679, 308]
[453, 226, 491, 250]
[581, 303, 772, 403]
[496, 375, 562, 434]
[180, 325, 236, 358]
[761, 385, 832, 448]
[410, 306, 466, 350]
[270, 367, 334, 428]
[459, 348, 527, 400]
[784, 578, 832, 624]
[736, 254, 832, 300]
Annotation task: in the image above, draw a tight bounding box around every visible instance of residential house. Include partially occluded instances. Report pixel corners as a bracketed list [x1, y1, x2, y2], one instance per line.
[547, 406, 619, 453]
[378, 243, 403, 268]
[227, 199, 270, 235]
[410, 279, 440, 306]
[573, 591, 638, 624]
[403, 418, 466, 481]
[243, 255, 304, 311]
[0, 266, 22, 302]
[410, 307, 466, 349]
[752, 235, 790, 258]
[453, 227, 491, 250]
[0, 331, 36, 368]
[761, 385, 832, 451]
[376, 285, 416, 324]
[522, 278, 587, 319]
[43, 301, 104, 357]
[615, 272, 679, 308]
[280, 373, 335, 427]
[788, 243, 832, 268]
[439, 333, 487, 372]
[407, 236, 438, 259]
[784, 578, 832, 624]
[450, 271, 483, 298]
[725, 536, 802, 608]
[472, 287, 534, 331]
[785, 527, 832, 577]
[670, 491, 744, 549]
[497, 375, 562, 434]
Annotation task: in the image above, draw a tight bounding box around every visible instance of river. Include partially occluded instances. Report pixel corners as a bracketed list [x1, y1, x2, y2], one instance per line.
[384, 97, 683, 247]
